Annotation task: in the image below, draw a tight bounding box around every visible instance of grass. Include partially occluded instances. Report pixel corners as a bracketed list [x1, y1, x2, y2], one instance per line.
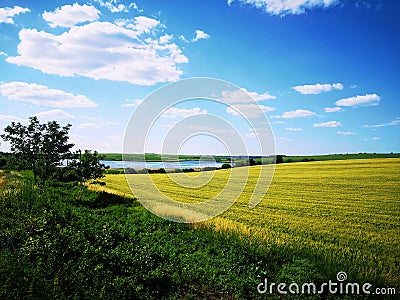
[91, 158, 400, 290]
[101, 152, 400, 163]
[281, 152, 400, 163]
[102, 153, 227, 162]
[0, 170, 329, 299]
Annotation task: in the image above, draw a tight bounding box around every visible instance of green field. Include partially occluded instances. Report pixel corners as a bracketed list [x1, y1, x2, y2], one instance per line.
[101, 152, 400, 163]
[92, 158, 400, 288]
[101, 153, 230, 162]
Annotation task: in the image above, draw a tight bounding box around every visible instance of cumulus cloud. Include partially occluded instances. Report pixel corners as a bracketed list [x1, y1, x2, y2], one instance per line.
[232, 0, 340, 16]
[227, 104, 275, 118]
[363, 118, 400, 128]
[313, 121, 342, 127]
[335, 93, 380, 107]
[78, 122, 101, 129]
[246, 127, 271, 138]
[36, 109, 75, 120]
[192, 30, 210, 42]
[159, 34, 173, 44]
[324, 107, 343, 113]
[0, 114, 24, 122]
[162, 107, 207, 118]
[274, 109, 316, 119]
[293, 83, 343, 94]
[0, 82, 97, 108]
[7, 20, 188, 85]
[93, 0, 141, 13]
[337, 131, 355, 135]
[42, 3, 100, 28]
[285, 127, 302, 131]
[0, 6, 30, 24]
[122, 99, 143, 107]
[221, 88, 276, 103]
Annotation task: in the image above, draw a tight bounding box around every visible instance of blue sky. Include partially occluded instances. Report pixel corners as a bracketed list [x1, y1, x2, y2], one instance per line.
[0, 0, 399, 155]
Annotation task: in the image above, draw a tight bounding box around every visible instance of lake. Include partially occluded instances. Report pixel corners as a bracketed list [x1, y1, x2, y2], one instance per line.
[101, 160, 226, 169]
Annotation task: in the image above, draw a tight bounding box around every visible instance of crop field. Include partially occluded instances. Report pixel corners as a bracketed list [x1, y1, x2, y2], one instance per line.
[91, 158, 400, 288]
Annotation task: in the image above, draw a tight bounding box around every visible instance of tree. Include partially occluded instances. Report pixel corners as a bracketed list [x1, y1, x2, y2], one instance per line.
[66, 150, 107, 185]
[275, 155, 283, 164]
[1, 117, 106, 185]
[1, 117, 73, 182]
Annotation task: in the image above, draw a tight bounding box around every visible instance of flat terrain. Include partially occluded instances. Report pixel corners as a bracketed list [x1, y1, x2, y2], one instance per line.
[92, 158, 400, 288]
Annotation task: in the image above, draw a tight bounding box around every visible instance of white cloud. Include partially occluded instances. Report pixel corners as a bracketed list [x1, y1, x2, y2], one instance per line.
[162, 107, 207, 118]
[0, 82, 97, 108]
[324, 107, 343, 113]
[36, 109, 75, 120]
[179, 35, 188, 43]
[246, 127, 271, 138]
[0, 114, 24, 122]
[371, 137, 380, 141]
[42, 3, 100, 28]
[221, 88, 276, 103]
[78, 122, 101, 129]
[227, 104, 275, 118]
[0, 51, 8, 57]
[233, 0, 340, 16]
[93, 0, 140, 13]
[0, 6, 30, 24]
[122, 99, 143, 107]
[285, 127, 302, 131]
[335, 93, 380, 107]
[293, 83, 343, 94]
[363, 118, 400, 128]
[337, 131, 355, 135]
[280, 137, 291, 142]
[159, 34, 173, 44]
[132, 16, 160, 34]
[275, 109, 316, 119]
[7, 20, 188, 86]
[192, 30, 210, 42]
[106, 121, 119, 125]
[188, 125, 232, 135]
[313, 121, 342, 127]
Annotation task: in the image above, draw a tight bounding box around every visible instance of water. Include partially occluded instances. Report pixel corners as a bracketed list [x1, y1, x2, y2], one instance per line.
[101, 160, 226, 169]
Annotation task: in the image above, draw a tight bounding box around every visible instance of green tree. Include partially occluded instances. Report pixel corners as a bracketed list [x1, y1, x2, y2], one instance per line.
[67, 150, 107, 185]
[1, 117, 73, 182]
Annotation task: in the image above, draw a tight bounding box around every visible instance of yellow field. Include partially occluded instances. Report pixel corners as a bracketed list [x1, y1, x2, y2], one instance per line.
[90, 158, 400, 286]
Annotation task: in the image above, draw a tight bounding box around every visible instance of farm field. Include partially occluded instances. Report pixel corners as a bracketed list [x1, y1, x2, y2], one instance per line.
[91, 158, 400, 288]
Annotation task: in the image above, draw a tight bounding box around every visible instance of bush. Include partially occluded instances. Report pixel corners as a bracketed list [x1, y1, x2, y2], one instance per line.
[221, 163, 232, 169]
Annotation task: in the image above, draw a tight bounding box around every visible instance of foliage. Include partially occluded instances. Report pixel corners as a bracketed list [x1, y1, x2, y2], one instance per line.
[65, 150, 107, 184]
[275, 155, 283, 164]
[0, 117, 106, 185]
[0, 117, 73, 182]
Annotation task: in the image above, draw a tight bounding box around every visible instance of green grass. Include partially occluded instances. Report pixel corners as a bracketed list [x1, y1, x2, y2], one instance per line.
[102, 153, 225, 162]
[101, 152, 400, 163]
[0, 171, 330, 299]
[281, 152, 400, 163]
[94, 158, 400, 290]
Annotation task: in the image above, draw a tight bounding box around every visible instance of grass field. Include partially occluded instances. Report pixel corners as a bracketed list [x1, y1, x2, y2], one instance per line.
[101, 152, 400, 162]
[91, 158, 400, 289]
